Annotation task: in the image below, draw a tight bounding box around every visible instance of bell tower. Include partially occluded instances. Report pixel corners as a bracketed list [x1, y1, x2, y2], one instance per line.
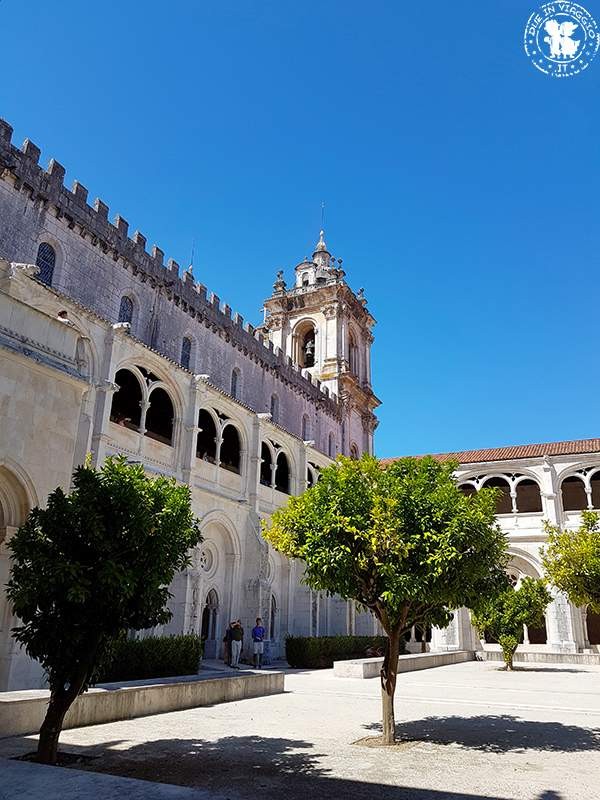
[262, 231, 380, 455]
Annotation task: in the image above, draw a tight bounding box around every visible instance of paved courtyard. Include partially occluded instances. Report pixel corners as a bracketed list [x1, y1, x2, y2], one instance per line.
[2, 661, 600, 800]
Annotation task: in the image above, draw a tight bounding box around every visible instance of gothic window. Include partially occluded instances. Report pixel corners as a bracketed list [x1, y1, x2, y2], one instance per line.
[231, 368, 241, 400]
[302, 414, 310, 441]
[35, 242, 56, 286]
[270, 394, 279, 423]
[180, 337, 192, 370]
[110, 369, 142, 430]
[197, 410, 217, 463]
[269, 594, 277, 640]
[145, 387, 174, 445]
[307, 466, 315, 488]
[220, 424, 241, 474]
[561, 475, 588, 511]
[201, 589, 219, 641]
[118, 295, 134, 325]
[350, 443, 359, 460]
[328, 433, 336, 459]
[275, 452, 290, 494]
[515, 479, 542, 513]
[481, 476, 512, 515]
[260, 442, 273, 486]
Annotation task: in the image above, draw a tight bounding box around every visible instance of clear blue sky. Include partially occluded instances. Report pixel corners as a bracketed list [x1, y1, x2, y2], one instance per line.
[1, 1, 599, 458]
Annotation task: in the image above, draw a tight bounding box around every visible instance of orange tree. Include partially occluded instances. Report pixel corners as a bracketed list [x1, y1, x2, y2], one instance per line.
[7, 457, 201, 764]
[263, 455, 508, 744]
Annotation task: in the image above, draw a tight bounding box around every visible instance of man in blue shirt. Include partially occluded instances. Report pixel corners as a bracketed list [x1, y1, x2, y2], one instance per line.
[251, 617, 266, 669]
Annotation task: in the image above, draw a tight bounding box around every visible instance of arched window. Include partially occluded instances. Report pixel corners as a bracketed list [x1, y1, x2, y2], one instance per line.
[301, 414, 310, 441]
[302, 272, 309, 287]
[231, 368, 240, 400]
[328, 433, 336, 459]
[275, 452, 290, 494]
[270, 394, 279, 424]
[260, 443, 273, 486]
[516, 479, 542, 513]
[118, 296, 134, 325]
[201, 589, 219, 641]
[110, 369, 142, 430]
[294, 321, 317, 368]
[350, 443, 359, 460]
[481, 476, 512, 515]
[348, 332, 359, 377]
[220, 424, 241, 474]
[269, 594, 277, 640]
[458, 483, 477, 497]
[590, 472, 600, 509]
[307, 466, 316, 489]
[145, 387, 174, 445]
[197, 410, 217, 463]
[36, 242, 56, 286]
[180, 337, 192, 370]
[561, 475, 588, 511]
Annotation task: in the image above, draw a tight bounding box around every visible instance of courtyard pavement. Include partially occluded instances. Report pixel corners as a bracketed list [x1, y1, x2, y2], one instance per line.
[1, 660, 599, 800]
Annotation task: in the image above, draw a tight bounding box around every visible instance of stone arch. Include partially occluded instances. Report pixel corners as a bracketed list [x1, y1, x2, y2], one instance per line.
[506, 549, 546, 645]
[110, 367, 144, 430]
[198, 511, 241, 657]
[0, 462, 36, 531]
[481, 475, 513, 515]
[292, 318, 317, 368]
[145, 386, 175, 445]
[561, 474, 588, 512]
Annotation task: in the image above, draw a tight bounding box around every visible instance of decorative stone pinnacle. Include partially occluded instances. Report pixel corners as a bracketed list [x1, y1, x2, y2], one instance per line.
[273, 269, 286, 294]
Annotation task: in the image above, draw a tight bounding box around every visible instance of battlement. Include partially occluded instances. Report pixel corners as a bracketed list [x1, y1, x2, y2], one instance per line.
[0, 118, 341, 416]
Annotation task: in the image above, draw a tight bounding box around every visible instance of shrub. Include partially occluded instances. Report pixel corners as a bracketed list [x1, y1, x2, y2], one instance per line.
[285, 635, 403, 669]
[96, 634, 203, 683]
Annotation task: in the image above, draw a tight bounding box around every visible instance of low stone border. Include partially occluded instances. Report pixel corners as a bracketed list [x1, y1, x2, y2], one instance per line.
[481, 650, 600, 666]
[0, 670, 284, 739]
[333, 650, 474, 679]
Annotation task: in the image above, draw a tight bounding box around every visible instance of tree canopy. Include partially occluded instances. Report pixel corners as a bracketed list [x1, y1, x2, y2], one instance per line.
[7, 456, 201, 763]
[543, 510, 600, 613]
[263, 454, 508, 743]
[471, 577, 551, 669]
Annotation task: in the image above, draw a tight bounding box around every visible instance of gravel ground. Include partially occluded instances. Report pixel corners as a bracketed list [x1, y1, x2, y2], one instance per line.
[2, 661, 599, 800]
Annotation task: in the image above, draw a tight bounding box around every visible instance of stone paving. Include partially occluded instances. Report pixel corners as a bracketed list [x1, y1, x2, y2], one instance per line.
[1, 661, 599, 800]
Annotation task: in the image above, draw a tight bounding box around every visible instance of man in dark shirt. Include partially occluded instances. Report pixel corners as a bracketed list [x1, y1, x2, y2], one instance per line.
[230, 619, 244, 668]
[251, 617, 266, 669]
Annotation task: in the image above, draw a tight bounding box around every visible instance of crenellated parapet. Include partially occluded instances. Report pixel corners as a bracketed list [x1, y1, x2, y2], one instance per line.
[0, 118, 341, 419]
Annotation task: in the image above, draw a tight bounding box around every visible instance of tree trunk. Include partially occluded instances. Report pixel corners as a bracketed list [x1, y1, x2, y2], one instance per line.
[36, 649, 99, 764]
[37, 692, 73, 764]
[380, 627, 401, 744]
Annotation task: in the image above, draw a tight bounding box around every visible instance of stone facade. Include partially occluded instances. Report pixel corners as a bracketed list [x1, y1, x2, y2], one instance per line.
[0, 118, 598, 691]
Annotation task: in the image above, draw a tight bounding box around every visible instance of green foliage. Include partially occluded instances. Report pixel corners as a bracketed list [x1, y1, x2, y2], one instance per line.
[472, 577, 551, 668]
[264, 455, 509, 636]
[7, 456, 202, 696]
[543, 511, 600, 613]
[96, 634, 203, 683]
[285, 635, 396, 669]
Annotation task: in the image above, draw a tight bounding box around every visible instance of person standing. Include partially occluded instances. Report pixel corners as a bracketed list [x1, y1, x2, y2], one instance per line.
[222, 621, 234, 666]
[230, 619, 244, 669]
[251, 617, 266, 669]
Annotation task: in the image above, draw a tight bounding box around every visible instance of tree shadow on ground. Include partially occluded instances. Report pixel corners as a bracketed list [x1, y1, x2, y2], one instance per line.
[362, 714, 600, 754]
[7, 733, 567, 800]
